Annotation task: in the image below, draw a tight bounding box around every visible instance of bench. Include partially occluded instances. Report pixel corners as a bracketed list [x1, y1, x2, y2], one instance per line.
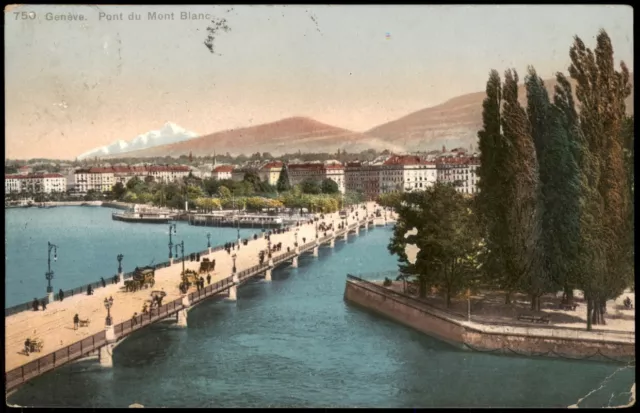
[79, 319, 90, 327]
[559, 303, 578, 311]
[517, 314, 550, 324]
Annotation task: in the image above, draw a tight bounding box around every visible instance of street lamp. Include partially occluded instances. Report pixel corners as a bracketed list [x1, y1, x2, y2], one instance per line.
[267, 238, 272, 258]
[315, 221, 319, 239]
[207, 233, 211, 248]
[294, 229, 299, 247]
[104, 296, 114, 326]
[117, 254, 124, 273]
[232, 253, 237, 273]
[45, 242, 58, 294]
[168, 223, 177, 259]
[176, 241, 185, 275]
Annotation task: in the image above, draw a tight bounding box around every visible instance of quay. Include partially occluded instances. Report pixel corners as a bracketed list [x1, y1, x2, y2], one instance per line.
[4, 202, 384, 393]
[344, 275, 635, 362]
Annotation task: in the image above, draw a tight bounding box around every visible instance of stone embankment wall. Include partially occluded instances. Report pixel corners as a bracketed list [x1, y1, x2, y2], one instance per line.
[344, 278, 635, 361]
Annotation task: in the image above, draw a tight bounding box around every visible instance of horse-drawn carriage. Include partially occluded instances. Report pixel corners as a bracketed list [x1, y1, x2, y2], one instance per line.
[199, 258, 215, 274]
[123, 266, 156, 292]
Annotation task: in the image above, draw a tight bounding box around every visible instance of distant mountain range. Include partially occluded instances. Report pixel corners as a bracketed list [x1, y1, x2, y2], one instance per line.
[101, 117, 405, 159]
[366, 76, 634, 152]
[88, 76, 634, 159]
[77, 122, 197, 160]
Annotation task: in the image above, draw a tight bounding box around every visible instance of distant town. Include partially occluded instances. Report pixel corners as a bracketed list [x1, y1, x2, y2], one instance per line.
[4, 146, 479, 206]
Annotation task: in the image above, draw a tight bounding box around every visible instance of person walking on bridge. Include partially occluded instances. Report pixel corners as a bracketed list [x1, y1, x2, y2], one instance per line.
[73, 314, 80, 330]
[40, 299, 47, 311]
[24, 338, 31, 356]
[58, 289, 64, 302]
[101, 277, 106, 288]
[207, 274, 211, 285]
[32, 298, 39, 311]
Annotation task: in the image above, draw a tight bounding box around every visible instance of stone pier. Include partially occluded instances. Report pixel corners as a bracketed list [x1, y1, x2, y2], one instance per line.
[343, 231, 348, 241]
[330, 237, 335, 248]
[47, 291, 54, 304]
[99, 325, 116, 368]
[291, 255, 299, 268]
[176, 294, 190, 327]
[228, 273, 239, 301]
[118, 271, 124, 285]
[312, 245, 319, 257]
[169, 258, 174, 265]
[265, 259, 274, 281]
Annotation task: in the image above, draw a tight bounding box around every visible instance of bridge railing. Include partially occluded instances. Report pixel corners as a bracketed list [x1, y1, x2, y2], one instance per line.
[188, 277, 234, 304]
[5, 329, 108, 392]
[113, 297, 184, 338]
[5, 241, 233, 318]
[300, 241, 316, 251]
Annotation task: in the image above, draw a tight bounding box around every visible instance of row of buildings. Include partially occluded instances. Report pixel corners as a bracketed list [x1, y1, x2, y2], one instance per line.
[5, 152, 480, 200]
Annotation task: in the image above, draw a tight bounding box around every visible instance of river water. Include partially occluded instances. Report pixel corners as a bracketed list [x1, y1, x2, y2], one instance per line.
[5, 208, 635, 408]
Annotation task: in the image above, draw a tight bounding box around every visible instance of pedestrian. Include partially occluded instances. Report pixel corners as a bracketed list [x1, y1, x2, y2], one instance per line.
[73, 313, 79, 330]
[113, 275, 118, 284]
[196, 280, 201, 291]
[101, 277, 106, 288]
[212, 259, 216, 271]
[59, 289, 64, 302]
[32, 298, 39, 311]
[41, 299, 47, 311]
[87, 285, 92, 296]
[207, 274, 211, 285]
[24, 338, 31, 356]
[132, 312, 138, 326]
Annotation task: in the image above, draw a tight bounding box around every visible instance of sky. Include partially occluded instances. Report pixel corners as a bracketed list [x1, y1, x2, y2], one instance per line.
[4, 4, 634, 160]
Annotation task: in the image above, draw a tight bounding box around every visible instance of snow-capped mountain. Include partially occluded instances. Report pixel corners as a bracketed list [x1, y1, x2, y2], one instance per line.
[77, 122, 198, 159]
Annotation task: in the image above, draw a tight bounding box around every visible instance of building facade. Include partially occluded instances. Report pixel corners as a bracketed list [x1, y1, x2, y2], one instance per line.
[287, 162, 345, 194]
[259, 161, 283, 186]
[5, 173, 66, 194]
[72, 165, 190, 193]
[435, 155, 480, 195]
[345, 162, 381, 201]
[212, 165, 234, 180]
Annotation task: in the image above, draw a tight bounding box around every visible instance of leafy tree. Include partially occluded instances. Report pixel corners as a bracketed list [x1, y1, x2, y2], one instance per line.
[321, 178, 339, 194]
[301, 178, 322, 194]
[243, 171, 261, 187]
[568, 30, 632, 327]
[123, 191, 138, 203]
[389, 183, 482, 306]
[144, 175, 155, 184]
[112, 182, 126, 200]
[276, 165, 291, 192]
[218, 186, 231, 199]
[126, 176, 143, 191]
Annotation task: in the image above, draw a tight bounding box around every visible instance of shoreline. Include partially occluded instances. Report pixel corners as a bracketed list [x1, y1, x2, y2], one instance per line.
[344, 275, 635, 363]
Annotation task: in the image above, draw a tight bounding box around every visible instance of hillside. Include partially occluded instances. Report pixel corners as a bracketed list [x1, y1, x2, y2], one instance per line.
[367, 76, 634, 151]
[107, 117, 405, 158]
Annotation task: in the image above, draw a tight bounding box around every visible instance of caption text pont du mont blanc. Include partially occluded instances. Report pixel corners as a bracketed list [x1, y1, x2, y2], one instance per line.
[14, 10, 215, 22]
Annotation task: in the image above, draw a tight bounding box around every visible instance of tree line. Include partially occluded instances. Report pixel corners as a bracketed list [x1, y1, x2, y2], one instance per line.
[386, 30, 634, 330]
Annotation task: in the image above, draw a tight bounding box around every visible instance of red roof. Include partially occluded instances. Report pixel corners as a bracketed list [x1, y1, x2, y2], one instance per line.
[5, 173, 64, 179]
[213, 165, 234, 173]
[261, 161, 284, 170]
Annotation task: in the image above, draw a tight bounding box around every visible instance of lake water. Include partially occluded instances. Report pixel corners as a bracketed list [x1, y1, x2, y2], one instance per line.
[5, 208, 635, 407]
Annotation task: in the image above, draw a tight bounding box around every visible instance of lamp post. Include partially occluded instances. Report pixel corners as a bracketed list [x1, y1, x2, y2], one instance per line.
[232, 253, 237, 273]
[294, 229, 299, 247]
[315, 221, 319, 239]
[168, 223, 177, 259]
[104, 296, 114, 326]
[267, 238, 272, 258]
[207, 233, 211, 249]
[117, 253, 124, 273]
[176, 240, 185, 275]
[45, 242, 58, 297]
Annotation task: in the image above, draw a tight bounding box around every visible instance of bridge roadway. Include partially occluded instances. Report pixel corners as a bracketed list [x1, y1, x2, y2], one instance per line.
[5, 202, 384, 391]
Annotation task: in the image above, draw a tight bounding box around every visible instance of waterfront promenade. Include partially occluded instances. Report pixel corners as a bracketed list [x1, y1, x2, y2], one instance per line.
[5, 202, 381, 374]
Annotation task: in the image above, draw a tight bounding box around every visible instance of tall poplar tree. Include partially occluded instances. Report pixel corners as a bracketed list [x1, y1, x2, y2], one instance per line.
[276, 164, 291, 192]
[476, 70, 516, 303]
[501, 69, 545, 311]
[568, 30, 632, 326]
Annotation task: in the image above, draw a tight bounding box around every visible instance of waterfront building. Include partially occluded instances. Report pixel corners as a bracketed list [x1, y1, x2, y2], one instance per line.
[345, 162, 381, 201]
[435, 154, 480, 195]
[287, 162, 345, 193]
[212, 165, 234, 180]
[259, 161, 283, 186]
[72, 165, 190, 194]
[4, 173, 66, 194]
[379, 155, 436, 194]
